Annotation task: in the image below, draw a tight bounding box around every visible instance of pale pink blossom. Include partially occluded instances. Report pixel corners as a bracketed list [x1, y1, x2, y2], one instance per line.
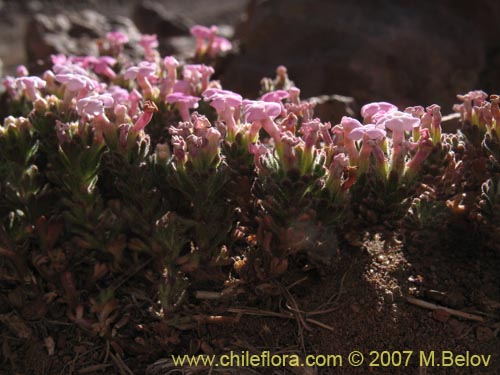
[15, 76, 46, 101]
[76, 94, 114, 118]
[166, 92, 200, 121]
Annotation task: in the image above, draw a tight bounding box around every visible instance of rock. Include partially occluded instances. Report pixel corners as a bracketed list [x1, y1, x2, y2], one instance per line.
[312, 94, 355, 125]
[24, 10, 141, 73]
[132, 1, 192, 37]
[476, 326, 495, 342]
[223, 0, 500, 112]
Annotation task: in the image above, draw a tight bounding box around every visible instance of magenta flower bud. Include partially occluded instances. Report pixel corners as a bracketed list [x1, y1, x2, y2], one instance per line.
[203, 127, 222, 163]
[16, 65, 29, 77]
[171, 135, 187, 164]
[166, 92, 200, 121]
[55, 120, 71, 144]
[279, 131, 301, 171]
[249, 142, 268, 172]
[425, 104, 442, 143]
[406, 128, 434, 178]
[288, 87, 300, 105]
[319, 121, 333, 145]
[132, 100, 158, 132]
[326, 153, 349, 195]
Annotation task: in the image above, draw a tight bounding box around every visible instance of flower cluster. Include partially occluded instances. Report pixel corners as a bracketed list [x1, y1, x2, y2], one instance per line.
[0, 29, 498, 363]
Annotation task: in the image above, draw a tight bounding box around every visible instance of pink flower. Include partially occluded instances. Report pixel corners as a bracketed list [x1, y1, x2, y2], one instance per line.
[361, 102, 397, 123]
[190, 25, 217, 55]
[166, 92, 200, 121]
[183, 64, 215, 93]
[261, 90, 290, 103]
[15, 76, 46, 101]
[161, 56, 180, 97]
[76, 94, 114, 118]
[53, 62, 88, 77]
[92, 57, 117, 80]
[455, 90, 488, 122]
[3, 76, 18, 99]
[347, 121, 387, 175]
[243, 100, 282, 141]
[106, 31, 129, 51]
[334, 116, 363, 162]
[209, 36, 232, 57]
[124, 61, 156, 80]
[139, 34, 159, 60]
[55, 73, 97, 92]
[107, 85, 129, 105]
[375, 110, 419, 175]
[348, 124, 386, 141]
[203, 88, 242, 137]
[125, 61, 157, 98]
[190, 25, 216, 40]
[16, 65, 29, 77]
[300, 119, 321, 150]
[243, 100, 281, 122]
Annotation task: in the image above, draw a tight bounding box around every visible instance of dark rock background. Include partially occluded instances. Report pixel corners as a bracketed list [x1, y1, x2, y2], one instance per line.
[1, 0, 499, 114]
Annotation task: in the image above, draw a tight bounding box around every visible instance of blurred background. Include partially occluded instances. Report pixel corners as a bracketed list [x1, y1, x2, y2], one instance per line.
[0, 0, 499, 115]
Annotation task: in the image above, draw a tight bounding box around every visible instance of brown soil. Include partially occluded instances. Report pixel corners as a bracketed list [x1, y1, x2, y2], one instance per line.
[1, 236, 499, 374]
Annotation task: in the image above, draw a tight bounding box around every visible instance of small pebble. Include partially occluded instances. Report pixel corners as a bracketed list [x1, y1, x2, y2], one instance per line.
[476, 326, 495, 342]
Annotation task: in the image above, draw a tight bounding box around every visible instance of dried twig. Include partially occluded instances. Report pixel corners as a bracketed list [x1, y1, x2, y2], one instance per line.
[406, 297, 485, 322]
